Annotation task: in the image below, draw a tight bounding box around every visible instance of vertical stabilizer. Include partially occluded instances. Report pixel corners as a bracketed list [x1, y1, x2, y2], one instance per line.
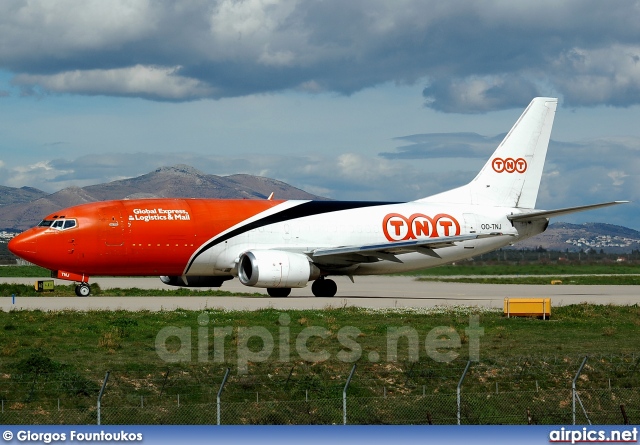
[419, 97, 557, 209]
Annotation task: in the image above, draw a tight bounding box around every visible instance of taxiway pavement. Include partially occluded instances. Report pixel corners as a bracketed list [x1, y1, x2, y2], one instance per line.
[1, 276, 638, 312]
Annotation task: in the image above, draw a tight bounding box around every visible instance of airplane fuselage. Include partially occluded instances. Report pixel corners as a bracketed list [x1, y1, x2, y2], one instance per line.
[8, 98, 624, 297]
[9, 198, 543, 280]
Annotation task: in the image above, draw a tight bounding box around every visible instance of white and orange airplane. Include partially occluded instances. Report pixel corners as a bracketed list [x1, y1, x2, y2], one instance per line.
[8, 97, 627, 297]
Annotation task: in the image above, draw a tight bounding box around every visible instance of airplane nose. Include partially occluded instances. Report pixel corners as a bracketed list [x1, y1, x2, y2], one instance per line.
[8, 231, 38, 259]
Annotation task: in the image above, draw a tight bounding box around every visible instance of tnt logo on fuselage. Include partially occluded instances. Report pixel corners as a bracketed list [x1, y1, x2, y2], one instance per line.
[492, 157, 527, 173]
[382, 213, 461, 242]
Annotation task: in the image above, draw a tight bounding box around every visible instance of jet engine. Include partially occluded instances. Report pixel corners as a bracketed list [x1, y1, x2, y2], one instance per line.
[160, 275, 233, 287]
[237, 250, 320, 288]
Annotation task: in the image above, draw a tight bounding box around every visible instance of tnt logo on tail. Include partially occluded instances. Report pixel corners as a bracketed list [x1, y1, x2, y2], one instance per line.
[492, 157, 527, 173]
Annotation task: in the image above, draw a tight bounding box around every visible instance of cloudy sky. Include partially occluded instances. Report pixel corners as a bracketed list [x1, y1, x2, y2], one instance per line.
[0, 0, 638, 229]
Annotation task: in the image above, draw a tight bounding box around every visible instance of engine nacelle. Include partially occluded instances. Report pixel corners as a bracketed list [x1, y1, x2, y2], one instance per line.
[160, 275, 233, 287]
[237, 250, 320, 288]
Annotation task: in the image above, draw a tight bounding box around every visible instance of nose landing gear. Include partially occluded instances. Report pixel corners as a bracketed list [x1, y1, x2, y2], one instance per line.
[52, 271, 92, 297]
[75, 283, 91, 297]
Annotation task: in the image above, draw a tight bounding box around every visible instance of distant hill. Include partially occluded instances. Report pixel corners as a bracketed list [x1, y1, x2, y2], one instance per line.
[0, 185, 47, 206]
[511, 222, 640, 253]
[0, 165, 327, 231]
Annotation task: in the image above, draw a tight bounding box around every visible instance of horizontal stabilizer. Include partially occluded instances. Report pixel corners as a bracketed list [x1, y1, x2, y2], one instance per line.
[507, 201, 629, 222]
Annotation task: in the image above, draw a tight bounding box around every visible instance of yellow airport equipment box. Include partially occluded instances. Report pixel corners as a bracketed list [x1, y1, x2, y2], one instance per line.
[35, 280, 55, 292]
[504, 298, 551, 320]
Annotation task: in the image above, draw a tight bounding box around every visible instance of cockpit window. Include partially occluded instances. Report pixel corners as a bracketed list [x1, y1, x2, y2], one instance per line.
[42, 219, 78, 231]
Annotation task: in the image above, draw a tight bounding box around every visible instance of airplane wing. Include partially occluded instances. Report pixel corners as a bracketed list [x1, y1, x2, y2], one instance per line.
[308, 233, 503, 264]
[508, 201, 629, 222]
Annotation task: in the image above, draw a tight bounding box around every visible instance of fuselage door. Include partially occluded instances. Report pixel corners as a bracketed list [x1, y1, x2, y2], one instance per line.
[99, 204, 125, 250]
[463, 213, 478, 234]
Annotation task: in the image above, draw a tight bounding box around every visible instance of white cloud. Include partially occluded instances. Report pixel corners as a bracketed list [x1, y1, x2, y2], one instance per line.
[13, 65, 214, 100]
[336, 153, 401, 184]
[608, 170, 629, 187]
[0, 0, 156, 57]
[551, 45, 640, 106]
[258, 48, 296, 67]
[423, 75, 540, 113]
[209, 0, 302, 60]
[6, 161, 71, 189]
[0, 1, 639, 108]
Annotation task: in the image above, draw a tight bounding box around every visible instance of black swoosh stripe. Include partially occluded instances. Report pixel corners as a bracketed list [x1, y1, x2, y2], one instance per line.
[185, 201, 398, 273]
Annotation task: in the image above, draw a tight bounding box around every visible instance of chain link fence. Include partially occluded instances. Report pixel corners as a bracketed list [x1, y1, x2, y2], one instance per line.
[0, 388, 637, 425]
[0, 354, 637, 425]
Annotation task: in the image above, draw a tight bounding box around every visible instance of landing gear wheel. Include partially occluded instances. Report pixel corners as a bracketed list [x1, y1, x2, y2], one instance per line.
[75, 283, 91, 297]
[267, 287, 291, 298]
[312, 278, 337, 298]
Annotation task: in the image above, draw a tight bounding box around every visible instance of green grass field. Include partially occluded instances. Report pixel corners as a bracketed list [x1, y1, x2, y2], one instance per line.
[1, 260, 639, 423]
[0, 265, 51, 277]
[0, 304, 638, 392]
[0, 301, 638, 424]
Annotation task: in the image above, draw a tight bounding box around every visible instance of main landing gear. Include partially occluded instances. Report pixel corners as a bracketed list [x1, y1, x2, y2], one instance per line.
[311, 277, 337, 298]
[75, 283, 91, 297]
[265, 277, 338, 298]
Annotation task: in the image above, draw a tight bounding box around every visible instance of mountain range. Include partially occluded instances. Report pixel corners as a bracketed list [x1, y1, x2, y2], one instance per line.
[1, 165, 639, 252]
[0, 165, 325, 231]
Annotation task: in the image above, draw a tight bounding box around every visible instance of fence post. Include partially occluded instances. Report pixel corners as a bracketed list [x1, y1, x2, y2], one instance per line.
[159, 368, 170, 398]
[621, 404, 630, 425]
[572, 356, 588, 425]
[284, 366, 295, 388]
[457, 361, 471, 425]
[343, 364, 356, 425]
[217, 368, 230, 426]
[97, 371, 110, 426]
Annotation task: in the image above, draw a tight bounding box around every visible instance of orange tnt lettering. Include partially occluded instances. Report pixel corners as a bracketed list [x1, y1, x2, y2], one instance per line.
[413, 220, 430, 237]
[383, 213, 460, 241]
[505, 160, 515, 172]
[390, 220, 405, 236]
[438, 220, 453, 236]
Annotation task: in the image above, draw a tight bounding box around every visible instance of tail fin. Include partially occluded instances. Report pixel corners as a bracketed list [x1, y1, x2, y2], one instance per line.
[418, 97, 558, 209]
